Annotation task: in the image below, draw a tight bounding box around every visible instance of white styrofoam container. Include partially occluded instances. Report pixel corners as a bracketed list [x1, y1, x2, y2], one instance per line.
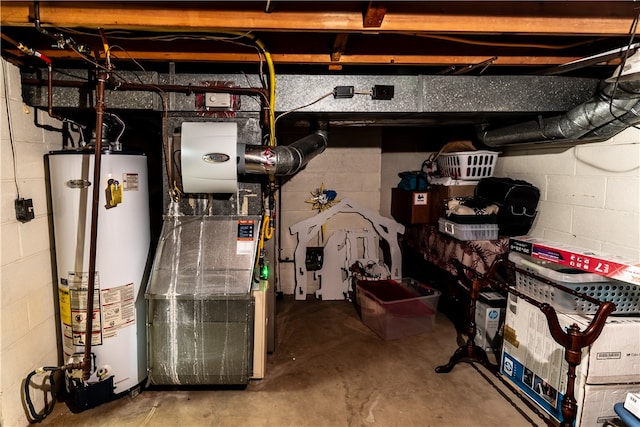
[500, 296, 640, 422]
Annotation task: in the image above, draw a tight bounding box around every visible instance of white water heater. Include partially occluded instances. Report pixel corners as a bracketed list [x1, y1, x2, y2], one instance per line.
[47, 150, 150, 401]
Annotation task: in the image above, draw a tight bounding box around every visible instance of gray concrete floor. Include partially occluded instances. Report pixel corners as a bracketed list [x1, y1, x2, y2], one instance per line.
[40, 296, 545, 427]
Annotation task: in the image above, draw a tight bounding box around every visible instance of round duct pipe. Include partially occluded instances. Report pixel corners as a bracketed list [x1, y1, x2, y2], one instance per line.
[584, 100, 640, 139]
[479, 78, 640, 147]
[240, 130, 328, 176]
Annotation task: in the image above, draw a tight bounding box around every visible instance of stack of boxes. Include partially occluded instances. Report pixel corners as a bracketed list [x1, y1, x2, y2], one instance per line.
[500, 252, 640, 425]
[501, 297, 640, 425]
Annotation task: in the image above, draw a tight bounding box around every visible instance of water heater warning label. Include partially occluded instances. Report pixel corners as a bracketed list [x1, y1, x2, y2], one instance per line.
[101, 283, 136, 339]
[122, 173, 139, 191]
[68, 272, 102, 346]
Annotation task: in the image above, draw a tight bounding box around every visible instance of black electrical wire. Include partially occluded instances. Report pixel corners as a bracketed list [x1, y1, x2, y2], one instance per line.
[2, 60, 21, 199]
[609, 12, 640, 130]
[172, 149, 182, 177]
[24, 366, 62, 423]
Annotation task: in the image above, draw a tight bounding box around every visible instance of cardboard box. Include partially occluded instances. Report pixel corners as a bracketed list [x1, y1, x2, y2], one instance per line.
[509, 236, 640, 286]
[624, 392, 640, 419]
[475, 291, 506, 361]
[429, 184, 476, 221]
[391, 188, 431, 224]
[500, 296, 640, 423]
[581, 384, 640, 426]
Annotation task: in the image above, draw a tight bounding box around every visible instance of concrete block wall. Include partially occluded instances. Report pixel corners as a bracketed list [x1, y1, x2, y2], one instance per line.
[1, 59, 61, 426]
[277, 126, 383, 296]
[493, 126, 640, 261]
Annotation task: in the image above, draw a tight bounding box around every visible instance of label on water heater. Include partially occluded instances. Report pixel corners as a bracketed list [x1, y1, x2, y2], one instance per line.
[59, 278, 72, 326]
[122, 173, 139, 191]
[67, 271, 103, 347]
[100, 283, 136, 339]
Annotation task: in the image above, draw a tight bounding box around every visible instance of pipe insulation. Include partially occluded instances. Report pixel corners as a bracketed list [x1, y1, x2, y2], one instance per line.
[241, 130, 328, 176]
[480, 79, 640, 147]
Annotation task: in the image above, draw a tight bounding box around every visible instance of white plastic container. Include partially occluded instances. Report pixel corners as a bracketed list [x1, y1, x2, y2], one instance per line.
[357, 278, 440, 340]
[437, 150, 499, 180]
[508, 252, 639, 314]
[438, 217, 499, 241]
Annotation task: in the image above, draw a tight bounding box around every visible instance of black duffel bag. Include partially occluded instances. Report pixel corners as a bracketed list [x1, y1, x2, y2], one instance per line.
[475, 177, 540, 236]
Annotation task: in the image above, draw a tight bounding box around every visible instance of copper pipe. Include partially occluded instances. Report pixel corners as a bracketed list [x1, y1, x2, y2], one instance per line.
[82, 71, 108, 381]
[48, 65, 53, 118]
[46, 64, 66, 122]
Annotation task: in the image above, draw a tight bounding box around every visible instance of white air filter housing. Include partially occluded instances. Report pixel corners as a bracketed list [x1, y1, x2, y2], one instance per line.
[181, 122, 238, 193]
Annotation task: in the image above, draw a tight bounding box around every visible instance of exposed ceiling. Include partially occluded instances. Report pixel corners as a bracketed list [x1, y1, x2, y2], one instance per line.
[1, 1, 638, 77]
[1, 1, 639, 146]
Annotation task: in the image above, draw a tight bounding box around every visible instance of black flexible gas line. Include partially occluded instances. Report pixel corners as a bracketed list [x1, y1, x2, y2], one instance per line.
[24, 366, 63, 423]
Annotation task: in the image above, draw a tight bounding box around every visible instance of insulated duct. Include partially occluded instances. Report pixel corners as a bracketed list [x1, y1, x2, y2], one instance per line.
[479, 77, 640, 147]
[240, 130, 328, 176]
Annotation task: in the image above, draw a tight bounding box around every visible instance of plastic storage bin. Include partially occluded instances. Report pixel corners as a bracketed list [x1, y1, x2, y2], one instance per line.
[437, 150, 499, 180]
[508, 252, 640, 314]
[357, 278, 441, 340]
[438, 217, 499, 241]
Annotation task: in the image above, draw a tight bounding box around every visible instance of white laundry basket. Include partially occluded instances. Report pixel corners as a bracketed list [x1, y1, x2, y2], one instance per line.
[437, 150, 499, 180]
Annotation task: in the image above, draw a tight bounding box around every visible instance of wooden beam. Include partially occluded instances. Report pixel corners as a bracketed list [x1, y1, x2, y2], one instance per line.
[0, 2, 635, 36]
[3, 47, 587, 67]
[331, 33, 349, 62]
[363, 2, 387, 28]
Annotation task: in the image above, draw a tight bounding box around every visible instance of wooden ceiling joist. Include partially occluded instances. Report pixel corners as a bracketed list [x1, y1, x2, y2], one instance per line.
[1, 1, 636, 74]
[363, 2, 387, 28]
[1, 47, 584, 67]
[0, 2, 635, 36]
[331, 34, 350, 62]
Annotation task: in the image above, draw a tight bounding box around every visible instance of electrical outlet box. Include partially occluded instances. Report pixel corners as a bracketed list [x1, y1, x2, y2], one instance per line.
[371, 85, 394, 100]
[333, 86, 355, 98]
[205, 93, 232, 108]
[15, 198, 35, 222]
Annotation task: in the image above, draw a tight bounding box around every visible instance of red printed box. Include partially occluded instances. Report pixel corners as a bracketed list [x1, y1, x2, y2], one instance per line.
[509, 236, 640, 286]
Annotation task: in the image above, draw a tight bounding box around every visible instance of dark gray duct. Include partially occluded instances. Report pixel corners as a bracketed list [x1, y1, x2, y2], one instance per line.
[479, 79, 640, 147]
[240, 130, 328, 176]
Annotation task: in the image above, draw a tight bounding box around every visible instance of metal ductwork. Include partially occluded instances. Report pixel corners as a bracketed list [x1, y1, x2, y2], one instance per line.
[240, 130, 328, 176]
[582, 100, 640, 139]
[479, 76, 640, 147]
